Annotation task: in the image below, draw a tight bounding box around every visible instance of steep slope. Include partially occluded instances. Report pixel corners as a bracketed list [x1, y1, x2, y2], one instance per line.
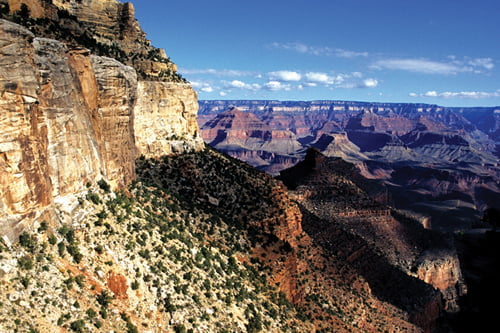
[0, 147, 445, 332]
[135, 147, 436, 332]
[278, 149, 466, 316]
[0, 158, 313, 332]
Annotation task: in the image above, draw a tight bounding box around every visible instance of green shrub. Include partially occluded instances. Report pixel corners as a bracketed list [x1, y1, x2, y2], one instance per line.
[18, 255, 34, 270]
[96, 291, 113, 308]
[38, 221, 48, 233]
[97, 179, 111, 193]
[174, 324, 187, 333]
[48, 234, 57, 245]
[87, 192, 101, 205]
[86, 308, 96, 319]
[131, 280, 139, 290]
[19, 232, 37, 253]
[69, 319, 85, 332]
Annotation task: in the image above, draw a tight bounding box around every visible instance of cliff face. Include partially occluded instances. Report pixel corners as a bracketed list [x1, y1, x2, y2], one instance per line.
[134, 81, 204, 157]
[0, 20, 136, 242]
[0, 0, 203, 242]
[3, 0, 180, 81]
[415, 251, 467, 313]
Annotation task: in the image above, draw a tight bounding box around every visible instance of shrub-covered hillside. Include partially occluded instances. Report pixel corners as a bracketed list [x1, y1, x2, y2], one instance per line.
[0, 147, 312, 332]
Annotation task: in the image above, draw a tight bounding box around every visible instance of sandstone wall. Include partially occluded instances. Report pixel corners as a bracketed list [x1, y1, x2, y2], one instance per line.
[0, 20, 54, 242]
[0, 19, 203, 242]
[134, 81, 204, 157]
[0, 20, 136, 242]
[415, 250, 467, 312]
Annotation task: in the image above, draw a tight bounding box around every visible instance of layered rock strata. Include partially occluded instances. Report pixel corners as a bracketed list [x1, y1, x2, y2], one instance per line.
[3, 0, 181, 81]
[0, 15, 202, 242]
[199, 100, 500, 231]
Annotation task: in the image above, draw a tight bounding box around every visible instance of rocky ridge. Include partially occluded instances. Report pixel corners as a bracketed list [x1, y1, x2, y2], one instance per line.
[1, 0, 182, 81]
[0, 158, 313, 332]
[0, 146, 445, 332]
[278, 149, 466, 317]
[134, 148, 437, 332]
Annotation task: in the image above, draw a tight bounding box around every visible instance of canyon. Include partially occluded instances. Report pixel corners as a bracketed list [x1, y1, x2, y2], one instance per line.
[0, 0, 487, 332]
[199, 100, 500, 231]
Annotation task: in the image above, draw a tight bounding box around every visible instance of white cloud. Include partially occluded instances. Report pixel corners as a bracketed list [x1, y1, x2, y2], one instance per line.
[371, 58, 461, 74]
[189, 66, 382, 95]
[338, 78, 379, 89]
[334, 48, 369, 58]
[228, 80, 246, 89]
[264, 81, 291, 91]
[362, 78, 378, 88]
[225, 80, 261, 91]
[467, 57, 494, 70]
[414, 89, 500, 99]
[201, 86, 213, 93]
[190, 81, 215, 93]
[372, 56, 495, 75]
[180, 68, 257, 77]
[269, 42, 368, 58]
[305, 72, 333, 84]
[423, 91, 439, 97]
[268, 70, 302, 82]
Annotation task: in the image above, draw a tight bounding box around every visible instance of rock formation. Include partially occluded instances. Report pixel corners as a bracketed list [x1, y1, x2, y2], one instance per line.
[134, 148, 435, 332]
[0, 0, 203, 243]
[134, 81, 204, 157]
[200, 107, 304, 171]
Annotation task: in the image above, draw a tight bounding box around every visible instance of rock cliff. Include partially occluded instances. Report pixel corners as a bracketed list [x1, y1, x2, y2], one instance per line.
[3, 0, 181, 81]
[134, 81, 204, 157]
[0, 0, 203, 243]
[201, 107, 302, 169]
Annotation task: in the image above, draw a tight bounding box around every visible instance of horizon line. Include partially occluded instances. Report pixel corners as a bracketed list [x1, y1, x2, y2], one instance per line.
[198, 99, 500, 109]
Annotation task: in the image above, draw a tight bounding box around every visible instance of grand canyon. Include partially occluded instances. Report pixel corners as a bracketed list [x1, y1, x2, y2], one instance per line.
[199, 100, 500, 232]
[0, 0, 498, 332]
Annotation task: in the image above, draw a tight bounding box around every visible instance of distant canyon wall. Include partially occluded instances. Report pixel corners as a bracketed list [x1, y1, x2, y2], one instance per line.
[198, 100, 500, 231]
[0, 19, 203, 243]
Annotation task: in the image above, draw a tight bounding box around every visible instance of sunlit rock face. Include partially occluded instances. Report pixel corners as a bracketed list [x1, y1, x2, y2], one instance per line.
[134, 81, 204, 157]
[0, 20, 137, 242]
[0, 0, 206, 239]
[0, 21, 203, 241]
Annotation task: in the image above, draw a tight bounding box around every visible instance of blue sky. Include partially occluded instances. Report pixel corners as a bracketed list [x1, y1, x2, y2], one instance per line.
[132, 0, 500, 106]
